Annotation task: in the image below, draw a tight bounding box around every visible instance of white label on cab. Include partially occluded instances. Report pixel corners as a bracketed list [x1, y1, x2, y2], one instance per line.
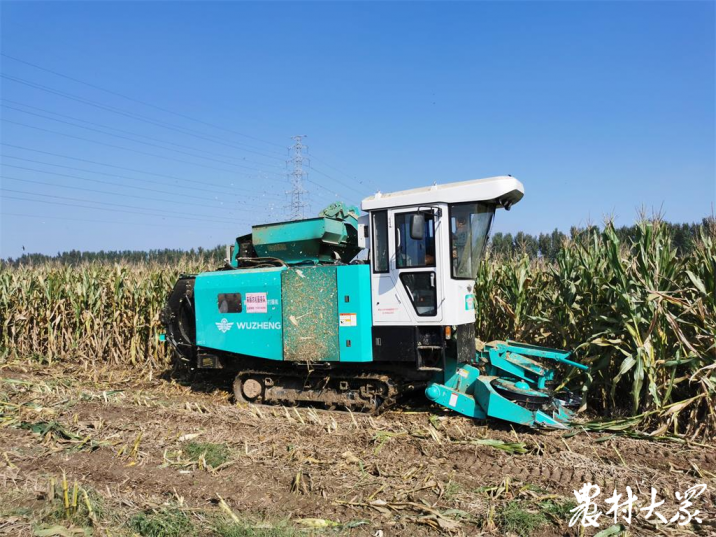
[246, 292, 268, 313]
[339, 313, 357, 326]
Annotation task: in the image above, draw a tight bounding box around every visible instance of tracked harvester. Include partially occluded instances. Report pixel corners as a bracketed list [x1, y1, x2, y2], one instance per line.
[162, 176, 587, 428]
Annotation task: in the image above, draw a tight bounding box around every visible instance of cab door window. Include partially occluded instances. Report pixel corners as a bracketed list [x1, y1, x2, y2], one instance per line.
[395, 212, 435, 268]
[399, 272, 437, 316]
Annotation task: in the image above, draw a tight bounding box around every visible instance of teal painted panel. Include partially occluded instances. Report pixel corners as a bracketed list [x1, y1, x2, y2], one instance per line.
[194, 268, 285, 360]
[251, 217, 360, 265]
[337, 265, 373, 362]
[253, 218, 330, 264]
[282, 266, 339, 361]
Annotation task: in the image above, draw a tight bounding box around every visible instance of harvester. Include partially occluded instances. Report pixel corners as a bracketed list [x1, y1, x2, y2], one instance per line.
[162, 176, 587, 428]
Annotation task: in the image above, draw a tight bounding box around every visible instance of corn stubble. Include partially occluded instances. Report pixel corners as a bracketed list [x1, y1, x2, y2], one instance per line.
[1, 220, 714, 440]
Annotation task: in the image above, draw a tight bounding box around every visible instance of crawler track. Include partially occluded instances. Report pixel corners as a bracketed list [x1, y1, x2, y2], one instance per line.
[233, 363, 430, 413]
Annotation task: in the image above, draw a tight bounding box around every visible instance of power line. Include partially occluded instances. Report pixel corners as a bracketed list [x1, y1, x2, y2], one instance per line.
[307, 154, 356, 181]
[1, 110, 286, 176]
[2, 194, 256, 227]
[307, 163, 366, 198]
[2, 99, 287, 170]
[0, 175, 268, 214]
[0, 157, 283, 202]
[1, 185, 251, 223]
[1, 74, 360, 205]
[1, 172, 274, 213]
[2, 118, 287, 178]
[1, 188, 257, 225]
[0, 73, 288, 161]
[4, 118, 358, 205]
[305, 180, 342, 203]
[0, 143, 283, 196]
[2, 136, 352, 207]
[1, 211, 192, 229]
[308, 152, 380, 192]
[1, 53, 288, 150]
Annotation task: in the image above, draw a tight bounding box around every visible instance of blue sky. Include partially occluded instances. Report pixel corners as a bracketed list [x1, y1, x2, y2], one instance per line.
[1, 1, 714, 258]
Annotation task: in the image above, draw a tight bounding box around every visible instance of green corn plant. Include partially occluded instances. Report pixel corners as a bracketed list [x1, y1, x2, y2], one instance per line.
[475, 218, 715, 440]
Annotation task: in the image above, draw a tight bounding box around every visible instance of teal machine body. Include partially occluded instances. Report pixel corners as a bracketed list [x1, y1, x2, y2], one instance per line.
[193, 264, 373, 364]
[163, 184, 587, 429]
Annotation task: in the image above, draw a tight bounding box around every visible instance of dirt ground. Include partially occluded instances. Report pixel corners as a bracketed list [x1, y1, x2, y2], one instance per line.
[1, 361, 714, 537]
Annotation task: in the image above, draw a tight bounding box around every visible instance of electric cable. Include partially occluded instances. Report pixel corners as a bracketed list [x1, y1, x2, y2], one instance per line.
[0, 157, 283, 201]
[0, 143, 284, 194]
[1, 114, 286, 176]
[0, 73, 288, 161]
[1, 174, 273, 213]
[1, 53, 288, 151]
[1, 188, 257, 225]
[1, 100, 287, 170]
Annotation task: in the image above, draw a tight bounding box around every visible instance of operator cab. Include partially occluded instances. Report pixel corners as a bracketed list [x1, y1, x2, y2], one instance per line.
[362, 176, 524, 329]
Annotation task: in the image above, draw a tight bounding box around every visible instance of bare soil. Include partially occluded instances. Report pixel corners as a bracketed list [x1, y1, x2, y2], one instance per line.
[1, 361, 714, 536]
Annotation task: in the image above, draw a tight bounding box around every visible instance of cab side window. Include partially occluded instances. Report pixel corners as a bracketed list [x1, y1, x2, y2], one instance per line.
[217, 293, 242, 313]
[372, 211, 389, 273]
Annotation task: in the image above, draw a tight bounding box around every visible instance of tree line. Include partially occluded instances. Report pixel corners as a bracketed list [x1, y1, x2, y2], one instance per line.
[3, 218, 713, 266]
[2, 246, 227, 267]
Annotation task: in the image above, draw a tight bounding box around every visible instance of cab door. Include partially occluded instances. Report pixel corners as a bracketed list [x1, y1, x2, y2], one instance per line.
[390, 208, 443, 323]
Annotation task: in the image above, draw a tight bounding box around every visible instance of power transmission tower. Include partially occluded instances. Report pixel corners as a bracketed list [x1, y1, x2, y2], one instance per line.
[287, 135, 309, 220]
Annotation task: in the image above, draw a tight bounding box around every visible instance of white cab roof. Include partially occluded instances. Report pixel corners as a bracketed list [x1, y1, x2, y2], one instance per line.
[361, 175, 524, 211]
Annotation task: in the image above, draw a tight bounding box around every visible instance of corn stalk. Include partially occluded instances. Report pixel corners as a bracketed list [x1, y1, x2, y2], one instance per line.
[476, 219, 715, 440]
[0, 256, 213, 369]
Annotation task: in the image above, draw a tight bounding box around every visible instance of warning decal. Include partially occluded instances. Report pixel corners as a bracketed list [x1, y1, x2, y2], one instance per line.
[245, 292, 268, 313]
[339, 313, 357, 327]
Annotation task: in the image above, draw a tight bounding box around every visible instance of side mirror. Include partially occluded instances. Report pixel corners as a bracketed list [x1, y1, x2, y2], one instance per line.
[410, 213, 425, 240]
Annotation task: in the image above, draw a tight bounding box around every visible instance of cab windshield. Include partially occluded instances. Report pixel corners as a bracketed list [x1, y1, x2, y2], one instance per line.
[449, 203, 495, 279]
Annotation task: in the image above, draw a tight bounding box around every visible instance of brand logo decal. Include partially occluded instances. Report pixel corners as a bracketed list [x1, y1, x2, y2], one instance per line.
[235, 321, 282, 330]
[216, 318, 234, 333]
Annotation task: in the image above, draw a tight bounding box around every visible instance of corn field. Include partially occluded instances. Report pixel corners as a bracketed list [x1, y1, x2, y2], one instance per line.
[1, 220, 714, 440]
[0, 258, 213, 369]
[476, 219, 715, 440]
